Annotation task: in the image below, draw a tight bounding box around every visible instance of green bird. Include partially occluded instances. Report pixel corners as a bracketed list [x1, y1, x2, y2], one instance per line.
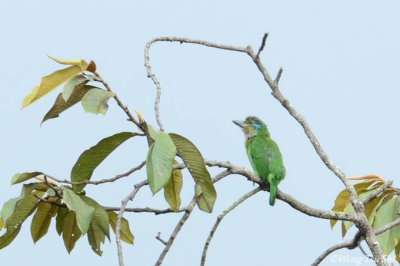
[233, 116, 286, 206]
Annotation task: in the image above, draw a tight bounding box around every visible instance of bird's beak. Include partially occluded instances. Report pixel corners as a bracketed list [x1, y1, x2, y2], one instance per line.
[233, 120, 246, 128]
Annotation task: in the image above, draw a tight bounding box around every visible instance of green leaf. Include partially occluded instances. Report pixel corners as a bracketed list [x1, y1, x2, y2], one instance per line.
[61, 187, 94, 234]
[30, 197, 59, 243]
[62, 211, 82, 253]
[1, 197, 20, 224]
[71, 132, 136, 192]
[169, 133, 216, 213]
[11, 172, 42, 185]
[163, 166, 183, 212]
[6, 191, 44, 232]
[56, 207, 69, 235]
[22, 65, 83, 109]
[80, 196, 110, 240]
[0, 217, 4, 231]
[330, 179, 379, 228]
[0, 226, 21, 249]
[87, 224, 104, 256]
[41, 85, 93, 124]
[62, 74, 89, 102]
[146, 125, 176, 194]
[107, 212, 134, 244]
[373, 196, 400, 255]
[367, 191, 394, 225]
[81, 88, 115, 114]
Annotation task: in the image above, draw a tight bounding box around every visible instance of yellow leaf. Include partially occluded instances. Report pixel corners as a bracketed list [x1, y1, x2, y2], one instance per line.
[22, 65, 82, 108]
[48, 55, 89, 72]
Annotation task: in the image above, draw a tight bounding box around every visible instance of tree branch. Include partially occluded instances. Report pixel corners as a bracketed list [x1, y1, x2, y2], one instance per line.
[200, 187, 262, 266]
[144, 37, 248, 132]
[155, 197, 197, 266]
[42, 161, 146, 186]
[93, 71, 143, 130]
[116, 179, 148, 266]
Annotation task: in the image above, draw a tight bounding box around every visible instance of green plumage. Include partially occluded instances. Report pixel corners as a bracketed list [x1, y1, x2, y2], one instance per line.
[233, 116, 286, 206]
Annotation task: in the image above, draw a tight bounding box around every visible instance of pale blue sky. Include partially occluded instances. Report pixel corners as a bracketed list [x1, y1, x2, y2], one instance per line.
[1, 1, 400, 265]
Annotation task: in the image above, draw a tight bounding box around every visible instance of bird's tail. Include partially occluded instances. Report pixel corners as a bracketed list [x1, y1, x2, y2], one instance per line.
[267, 176, 277, 206]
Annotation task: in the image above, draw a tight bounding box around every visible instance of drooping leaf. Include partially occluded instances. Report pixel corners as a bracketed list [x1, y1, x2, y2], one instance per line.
[81, 88, 115, 114]
[373, 196, 400, 255]
[0, 226, 21, 249]
[56, 207, 69, 235]
[22, 65, 84, 109]
[41, 85, 94, 124]
[87, 223, 105, 256]
[0, 217, 4, 231]
[30, 197, 59, 243]
[164, 166, 183, 212]
[62, 74, 89, 101]
[107, 211, 134, 244]
[5, 191, 44, 233]
[146, 125, 176, 194]
[62, 211, 82, 253]
[1, 197, 20, 224]
[367, 191, 394, 225]
[71, 132, 136, 192]
[11, 172, 43, 185]
[48, 55, 89, 71]
[169, 133, 216, 213]
[341, 190, 378, 237]
[61, 187, 94, 234]
[80, 196, 110, 240]
[20, 182, 48, 197]
[330, 179, 379, 228]
[395, 237, 400, 263]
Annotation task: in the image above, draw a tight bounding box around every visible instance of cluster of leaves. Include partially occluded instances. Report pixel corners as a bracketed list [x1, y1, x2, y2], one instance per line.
[0, 133, 135, 255]
[0, 56, 217, 255]
[331, 179, 400, 260]
[21, 56, 115, 123]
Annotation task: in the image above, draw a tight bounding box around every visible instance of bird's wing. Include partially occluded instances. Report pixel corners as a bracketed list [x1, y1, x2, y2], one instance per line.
[247, 137, 271, 181]
[248, 137, 285, 182]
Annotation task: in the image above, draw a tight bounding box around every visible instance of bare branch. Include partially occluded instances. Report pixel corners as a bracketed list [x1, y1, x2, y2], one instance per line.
[361, 180, 393, 205]
[155, 197, 197, 266]
[144, 37, 248, 131]
[359, 244, 374, 260]
[311, 238, 360, 266]
[116, 179, 148, 266]
[156, 232, 168, 246]
[201, 187, 261, 266]
[93, 71, 143, 130]
[42, 161, 146, 186]
[275, 67, 283, 84]
[103, 206, 189, 214]
[255, 32, 269, 60]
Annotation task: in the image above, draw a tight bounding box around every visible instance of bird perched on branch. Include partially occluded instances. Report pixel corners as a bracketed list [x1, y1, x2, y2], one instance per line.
[233, 116, 286, 206]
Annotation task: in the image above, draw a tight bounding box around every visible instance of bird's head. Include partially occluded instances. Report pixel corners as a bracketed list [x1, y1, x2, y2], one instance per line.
[233, 116, 270, 139]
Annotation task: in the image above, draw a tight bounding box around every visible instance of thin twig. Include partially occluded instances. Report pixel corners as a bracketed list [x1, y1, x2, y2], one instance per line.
[34, 195, 65, 208]
[255, 32, 269, 60]
[201, 187, 261, 266]
[275, 67, 283, 84]
[103, 206, 189, 214]
[116, 179, 148, 266]
[43, 161, 145, 186]
[311, 238, 360, 266]
[93, 71, 143, 130]
[144, 37, 248, 132]
[155, 197, 197, 266]
[359, 244, 374, 260]
[156, 232, 168, 245]
[361, 180, 393, 205]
